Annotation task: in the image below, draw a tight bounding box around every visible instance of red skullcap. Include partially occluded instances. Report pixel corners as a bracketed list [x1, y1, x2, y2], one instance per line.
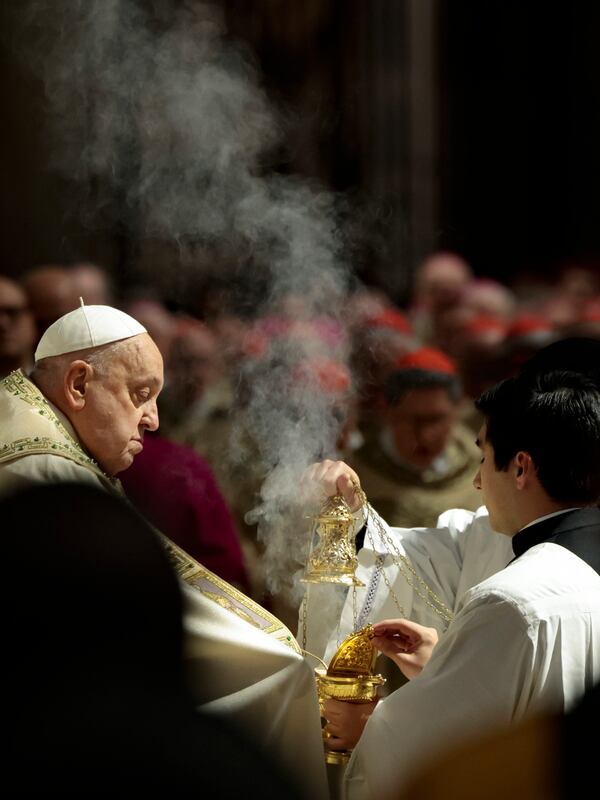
[173, 317, 210, 337]
[241, 329, 268, 358]
[292, 359, 351, 394]
[582, 297, 600, 322]
[393, 347, 457, 375]
[363, 308, 412, 335]
[463, 315, 507, 336]
[506, 315, 554, 338]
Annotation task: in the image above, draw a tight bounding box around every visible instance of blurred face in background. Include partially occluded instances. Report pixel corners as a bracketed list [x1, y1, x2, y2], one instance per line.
[0, 277, 35, 373]
[23, 266, 79, 343]
[69, 263, 114, 306]
[169, 322, 223, 402]
[415, 253, 472, 314]
[385, 386, 458, 471]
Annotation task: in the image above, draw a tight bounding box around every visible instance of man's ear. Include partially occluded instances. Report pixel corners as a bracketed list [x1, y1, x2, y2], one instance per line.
[63, 360, 93, 411]
[514, 451, 534, 489]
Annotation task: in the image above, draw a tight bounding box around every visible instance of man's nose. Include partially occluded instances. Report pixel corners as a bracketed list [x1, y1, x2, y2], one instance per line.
[473, 468, 481, 490]
[142, 401, 159, 432]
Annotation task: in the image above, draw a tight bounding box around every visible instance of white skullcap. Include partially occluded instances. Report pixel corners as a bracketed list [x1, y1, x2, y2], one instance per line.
[34, 299, 147, 361]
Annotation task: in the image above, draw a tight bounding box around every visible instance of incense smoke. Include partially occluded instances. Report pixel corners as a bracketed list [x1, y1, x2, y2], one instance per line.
[15, 0, 354, 601]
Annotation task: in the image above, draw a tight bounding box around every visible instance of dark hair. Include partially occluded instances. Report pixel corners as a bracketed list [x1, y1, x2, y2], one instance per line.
[475, 370, 600, 504]
[518, 337, 600, 387]
[385, 368, 462, 406]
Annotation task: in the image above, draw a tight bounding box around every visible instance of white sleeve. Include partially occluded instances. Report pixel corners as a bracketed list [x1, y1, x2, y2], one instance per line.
[316, 506, 512, 661]
[344, 591, 536, 799]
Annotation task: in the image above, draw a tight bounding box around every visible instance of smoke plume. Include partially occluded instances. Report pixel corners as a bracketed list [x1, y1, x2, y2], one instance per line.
[15, 0, 354, 601]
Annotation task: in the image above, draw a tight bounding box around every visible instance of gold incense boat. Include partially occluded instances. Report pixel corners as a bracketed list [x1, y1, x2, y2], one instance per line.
[316, 625, 385, 765]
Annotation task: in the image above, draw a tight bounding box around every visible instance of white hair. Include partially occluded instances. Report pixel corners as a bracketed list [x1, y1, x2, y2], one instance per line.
[31, 337, 138, 388]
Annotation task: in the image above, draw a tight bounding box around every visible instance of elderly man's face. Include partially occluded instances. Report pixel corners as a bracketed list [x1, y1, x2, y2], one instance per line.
[76, 334, 164, 475]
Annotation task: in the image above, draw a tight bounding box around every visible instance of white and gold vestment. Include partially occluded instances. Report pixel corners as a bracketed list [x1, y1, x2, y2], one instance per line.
[0, 370, 328, 799]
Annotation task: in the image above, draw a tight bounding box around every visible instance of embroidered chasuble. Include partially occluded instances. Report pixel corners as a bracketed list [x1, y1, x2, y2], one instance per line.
[162, 535, 301, 652]
[0, 369, 120, 492]
[0, 370, 298, 647]
[0, 370, 327, 799]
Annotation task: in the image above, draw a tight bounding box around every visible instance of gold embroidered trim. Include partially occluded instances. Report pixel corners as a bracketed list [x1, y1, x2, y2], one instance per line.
[0, 370, 115, 486]
[0, 435, 99, 472]
[1, 371, 300, 654]
[162, 535, 301, 654]
[3, 370, 77, 442]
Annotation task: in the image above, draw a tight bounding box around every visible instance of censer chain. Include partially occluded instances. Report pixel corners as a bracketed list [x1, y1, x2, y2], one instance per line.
[349, 479, 454, 624]
[301, 481, 454, 662]
[363, 501, 454, 624]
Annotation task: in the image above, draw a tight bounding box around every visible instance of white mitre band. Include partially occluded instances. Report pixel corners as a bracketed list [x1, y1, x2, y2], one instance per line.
[35, 299, 147, 361]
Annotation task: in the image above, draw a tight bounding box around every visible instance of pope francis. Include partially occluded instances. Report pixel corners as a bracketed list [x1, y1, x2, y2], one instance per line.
[0, 300, 328, 799]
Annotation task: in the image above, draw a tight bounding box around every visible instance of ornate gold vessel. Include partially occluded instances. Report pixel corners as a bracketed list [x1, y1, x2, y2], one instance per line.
[301, 495, 365, 587]
[316, 625, 385, 765]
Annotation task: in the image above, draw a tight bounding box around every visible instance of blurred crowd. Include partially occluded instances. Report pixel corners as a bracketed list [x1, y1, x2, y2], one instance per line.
[1, 253, 598, 624]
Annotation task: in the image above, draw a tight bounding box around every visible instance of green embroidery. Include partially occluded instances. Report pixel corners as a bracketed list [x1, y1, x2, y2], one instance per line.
[3, 370, 80, 445]
[0, 436, 97, 469]
[0, 370, 115, 485]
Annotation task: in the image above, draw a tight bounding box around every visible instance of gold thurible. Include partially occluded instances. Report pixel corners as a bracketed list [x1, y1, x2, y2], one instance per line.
[300, 494, 365, 587]
[300, 493, 384, 765]
[315, 625, 385, 765]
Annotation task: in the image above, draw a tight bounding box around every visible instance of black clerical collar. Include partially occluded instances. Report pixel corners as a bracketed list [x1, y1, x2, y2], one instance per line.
[511, 507, 600, 575]
[512, 509, 582, 557]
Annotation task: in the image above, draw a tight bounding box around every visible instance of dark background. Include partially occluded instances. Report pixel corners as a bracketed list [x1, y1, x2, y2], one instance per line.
[439, 3, 600, 280]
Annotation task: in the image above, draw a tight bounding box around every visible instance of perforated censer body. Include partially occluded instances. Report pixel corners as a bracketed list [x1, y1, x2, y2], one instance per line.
[301, 495, 365, 587]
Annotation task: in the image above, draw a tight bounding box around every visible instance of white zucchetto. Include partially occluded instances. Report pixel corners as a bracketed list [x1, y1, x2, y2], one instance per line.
[34, 299, 147, 361]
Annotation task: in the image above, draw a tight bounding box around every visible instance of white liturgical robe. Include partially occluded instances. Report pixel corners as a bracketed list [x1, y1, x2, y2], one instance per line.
[302, 505, 514, 662]
[183, 584, 327, 797]
[343, 540, 600, 800]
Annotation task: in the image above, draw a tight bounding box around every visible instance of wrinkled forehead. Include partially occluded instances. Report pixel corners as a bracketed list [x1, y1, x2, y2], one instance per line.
[115, 334, 164, 379]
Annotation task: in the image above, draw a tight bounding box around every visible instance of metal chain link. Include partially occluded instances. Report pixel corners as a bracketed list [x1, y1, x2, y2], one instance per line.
[363, 500, 455, 624]
[301, 592, 308, 654]
[300, 479, 455, 658]
[377, 560, 407, 619]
